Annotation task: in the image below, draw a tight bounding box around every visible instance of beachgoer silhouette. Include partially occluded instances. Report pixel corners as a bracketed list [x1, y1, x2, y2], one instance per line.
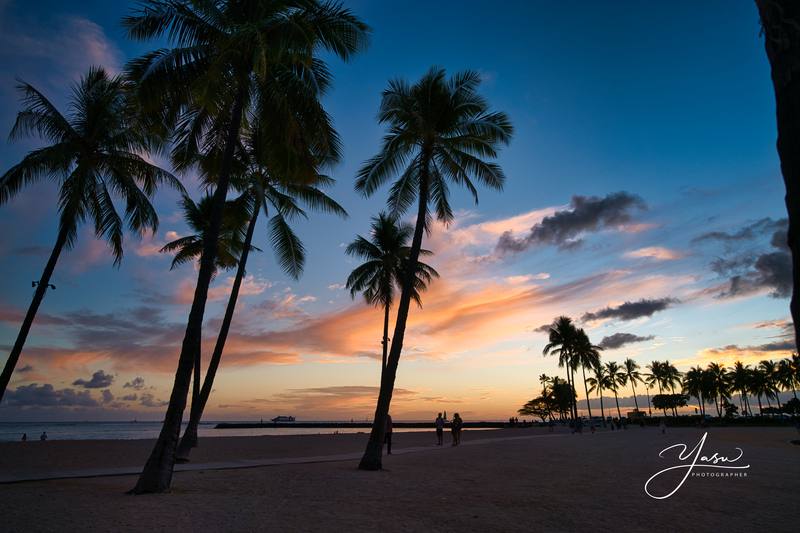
[40, 431, 47, 441]
[435, 413, 444, 445]
[21, 433, 27, 441]
[384, 413, 393, 454]
[451, 413, 463, 446]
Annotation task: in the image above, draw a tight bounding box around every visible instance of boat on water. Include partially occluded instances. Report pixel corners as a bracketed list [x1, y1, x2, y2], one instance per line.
[270, 415, 296, 423]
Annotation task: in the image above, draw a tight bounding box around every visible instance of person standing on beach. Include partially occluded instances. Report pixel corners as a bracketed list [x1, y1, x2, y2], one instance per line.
[21, 433, 26, 441]
[435, 413, 445, 445]
[40, 431, 47, 441]
[384, 413, 393, 454]
[451, 413, 463, 446]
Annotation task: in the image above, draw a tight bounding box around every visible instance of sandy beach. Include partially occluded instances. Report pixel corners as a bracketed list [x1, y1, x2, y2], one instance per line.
[1, 425, 797, 532]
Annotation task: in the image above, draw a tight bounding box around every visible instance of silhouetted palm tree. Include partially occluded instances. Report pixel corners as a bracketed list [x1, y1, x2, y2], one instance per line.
[778, 357, 798, 401]
[758, 360, 780, 411]
[346, 213, 438, 375]
[730, 361, 753, 415]
[124, 0, 368, 493]
[756, 0, 800, 351]
[543, 316, 579, 420]
[573, 328, 602, 420]
[605, 361, 626, 419]
[586, 362, 611, 426]
[646, 361, 667, 416]
[355, 67, 512, 470]
[683, 366, 706, 416]
[706, 362, 730, 418]
[623, 358, 642, 412]
[661, 360, 683, 417]
[0, 67, 180, 402]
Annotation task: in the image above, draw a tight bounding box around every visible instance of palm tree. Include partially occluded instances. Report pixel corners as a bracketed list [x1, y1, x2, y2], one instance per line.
[778, 357, 798, 402]
[0, 67, 180, 402]
[758, 360, 780, 411]
[586, 363, 611, 426]
[124, 0, 369, 493]
[705, 362, 730, 418]
[623, 358, 642, 412]
[543, 316, 579, 420]
[646, 361, 666, 416]
[661, 360, 683, 417]
[605, 361, 626, 420]
[355, 68, 512, 470]
[730, 361, 753, 416]
[346, 213, 438, 375]
[176, 123, 348, 460]
[683, 366, 706, 416]
[573, 328, 601, 420]
[755, 0, 800, 351]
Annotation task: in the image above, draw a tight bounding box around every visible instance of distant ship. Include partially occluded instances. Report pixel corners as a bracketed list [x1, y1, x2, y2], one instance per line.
[271, 415, 296, 422]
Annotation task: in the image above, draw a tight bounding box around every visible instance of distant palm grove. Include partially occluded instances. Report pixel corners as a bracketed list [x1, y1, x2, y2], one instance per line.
[521, 315, 800, 423]
[1, 0, 799, 496]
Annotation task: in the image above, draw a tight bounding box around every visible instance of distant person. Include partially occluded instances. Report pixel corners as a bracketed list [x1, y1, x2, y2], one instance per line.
[40, 431, 47, 441]
[384, 413, 393, 455]
[21, 433, 27, 442]
[451, 413, 463, 446]
[435, 413, 445, 445]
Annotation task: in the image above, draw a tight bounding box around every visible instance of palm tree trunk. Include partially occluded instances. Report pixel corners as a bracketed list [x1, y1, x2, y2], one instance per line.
[756, 0, 800, 352]
[598, 391, 606, 426]
[359, 155, 431, 471]
[0, 227, 68, 402]
[630, 380, 639, 411]
[657, 384, 666, 416]
[581, 365, 592, 420]
[132, 85, 246, 493]
[176, 200, 260, 461]
[757, 395, 763, 415]
[381, 302, 390, 373]
[645, 387, 652, 416]
[614, 391, 622, 419]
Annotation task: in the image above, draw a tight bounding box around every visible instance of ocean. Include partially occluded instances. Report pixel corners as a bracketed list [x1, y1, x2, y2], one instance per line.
[0, 421, 441, 442]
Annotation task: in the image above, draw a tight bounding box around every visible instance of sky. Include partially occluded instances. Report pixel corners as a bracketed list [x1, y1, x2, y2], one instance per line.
[0, 0, 793, 421]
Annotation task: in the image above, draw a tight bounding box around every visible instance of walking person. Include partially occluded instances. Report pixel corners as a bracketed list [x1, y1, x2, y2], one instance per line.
[40, 431, 47, 441]
[435, 412, 444, 445]
[384, 413, 393, 454]
[21, 433, 27, 441]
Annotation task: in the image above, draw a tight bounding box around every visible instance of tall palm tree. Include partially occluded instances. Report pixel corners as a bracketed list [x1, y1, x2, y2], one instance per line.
[573, 328, 602, 420]
[176, 122, 348, 460]
[623, 358, 642, 412]
[605, 361, 626, 419]
[0, 67, 180, 402]
[756, 0, 800, 351]
[778, 357, 798, 402]
[730, 361, 753, 416]
[758, 360, 780, 411]
[586, 363, 611, 426]
[124, 0, 369, 493]
[355, 68, 512, 470]
[346, 213, 438, 374]
[683, 366, 706, 416]
[543, 316, 579, 420]
[646, 361, 666, 416]
[706, 362, 730, 418]
[661, 360, 683, 417]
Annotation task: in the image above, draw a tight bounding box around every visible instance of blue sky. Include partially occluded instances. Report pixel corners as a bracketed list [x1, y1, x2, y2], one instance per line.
[0, 1, 792, 421]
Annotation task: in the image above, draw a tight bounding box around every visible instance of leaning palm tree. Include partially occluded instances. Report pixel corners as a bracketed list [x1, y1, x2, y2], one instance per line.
[730, 361, 753, 416]
[176, 121, 348, 461]
[623, 358, 642, 412]
[346, 213, 438, 375]
[605, 361, 626, 419]
[573, 328, 602, 420]
[586, 363, 611, 426]
[355, 67, 513, 470]
[758, 359, 780, 411]
[124, 0, 369, 493]
[778, 357, 798, 402]
[0, 67, 180, 402]
[706, 362, 730, 418]
[756, 0, 800, 350]
[543, 316, 579, 420]
[646, 361, 667, 416]
[683, 366, 706, 416]
[661, 360, 683, 417]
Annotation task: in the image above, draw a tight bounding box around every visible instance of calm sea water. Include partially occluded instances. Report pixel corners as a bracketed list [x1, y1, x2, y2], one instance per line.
[0, 421, 448, 442]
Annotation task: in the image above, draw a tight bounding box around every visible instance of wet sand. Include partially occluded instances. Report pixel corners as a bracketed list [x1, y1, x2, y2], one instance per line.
[1, 426, 797, 532]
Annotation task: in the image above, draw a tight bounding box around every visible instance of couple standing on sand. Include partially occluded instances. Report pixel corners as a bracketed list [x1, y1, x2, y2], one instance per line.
[435, 412, 463, 446]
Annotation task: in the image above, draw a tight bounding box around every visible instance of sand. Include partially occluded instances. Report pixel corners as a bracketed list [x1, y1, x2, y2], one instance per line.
[1, 426, 798, 532]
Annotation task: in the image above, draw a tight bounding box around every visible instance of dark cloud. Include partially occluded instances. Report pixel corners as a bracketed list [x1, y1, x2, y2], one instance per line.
[100, 389, 114, 404]
[702, 218, 791, 299]
[17, 365, 33, 373]
[139, 393, 167, 408]
[598, 332, 655, 350]
[121, 394, 138, 401]
[2, 383, 98, 407]
[532, 323, 552, 334]
[707, 340, 794, 354]
[582, 298, 678, 322]
[496, 192, 646, 253]
[72, 370, 114, 389]
[693, 218, 786, 244]
[123, 376, 146, 390]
